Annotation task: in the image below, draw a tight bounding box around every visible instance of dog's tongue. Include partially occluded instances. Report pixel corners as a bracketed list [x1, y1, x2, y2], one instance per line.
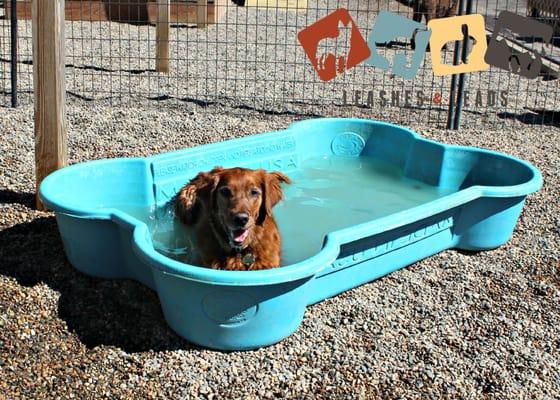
[233, 229, 249, 243]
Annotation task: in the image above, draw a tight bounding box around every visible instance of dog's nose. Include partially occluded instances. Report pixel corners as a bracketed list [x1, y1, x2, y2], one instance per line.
[233, 213, 249, 227]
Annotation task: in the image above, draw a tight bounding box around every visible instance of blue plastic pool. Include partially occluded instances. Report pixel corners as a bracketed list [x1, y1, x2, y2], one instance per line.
[39, 118, 542, 350]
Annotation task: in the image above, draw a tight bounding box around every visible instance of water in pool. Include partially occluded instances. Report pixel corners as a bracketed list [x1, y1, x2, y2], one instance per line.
[117, 156, 454, 266]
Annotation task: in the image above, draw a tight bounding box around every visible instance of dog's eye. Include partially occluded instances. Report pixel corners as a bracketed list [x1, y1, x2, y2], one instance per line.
[219, 186, 232, 198]
[250, 188, 260, 198]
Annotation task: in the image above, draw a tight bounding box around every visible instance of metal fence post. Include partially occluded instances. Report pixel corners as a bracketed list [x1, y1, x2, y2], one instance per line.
[10, 0, 18, 107]
[453, 0, 475, 130]
[446, 0, 466, 129]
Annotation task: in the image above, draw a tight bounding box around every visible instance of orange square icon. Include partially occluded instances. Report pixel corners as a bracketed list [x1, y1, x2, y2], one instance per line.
[298, 9, 371, 82]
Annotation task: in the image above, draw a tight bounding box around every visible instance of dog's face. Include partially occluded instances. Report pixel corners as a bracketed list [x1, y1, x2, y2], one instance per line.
[215, 168, 266, 249]
[177, 167, 291, 251]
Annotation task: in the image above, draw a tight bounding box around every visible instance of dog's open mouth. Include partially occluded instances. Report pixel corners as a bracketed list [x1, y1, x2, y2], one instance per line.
[230, 228, 249, 246]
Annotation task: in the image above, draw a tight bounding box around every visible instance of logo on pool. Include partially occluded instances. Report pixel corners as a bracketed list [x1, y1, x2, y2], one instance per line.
[202, 290, 258, 326]
[331, 132, 365, 157]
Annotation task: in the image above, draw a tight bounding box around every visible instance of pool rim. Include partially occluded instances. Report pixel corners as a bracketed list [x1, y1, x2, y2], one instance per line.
[39, 118, 543, 286]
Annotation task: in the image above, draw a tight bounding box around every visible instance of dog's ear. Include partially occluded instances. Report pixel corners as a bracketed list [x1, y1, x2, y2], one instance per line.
[175, 166, 222, 225]
[257, 170, 291, 225]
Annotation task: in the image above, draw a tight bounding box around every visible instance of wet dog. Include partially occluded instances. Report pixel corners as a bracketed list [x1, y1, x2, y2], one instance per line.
[175, 167, 291, 271]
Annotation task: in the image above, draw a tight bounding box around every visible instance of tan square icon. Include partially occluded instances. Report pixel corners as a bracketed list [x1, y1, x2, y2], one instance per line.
[428, 14, 489, 76]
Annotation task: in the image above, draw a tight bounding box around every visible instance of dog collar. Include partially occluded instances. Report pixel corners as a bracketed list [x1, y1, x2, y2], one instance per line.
[231, 243, 244, 253]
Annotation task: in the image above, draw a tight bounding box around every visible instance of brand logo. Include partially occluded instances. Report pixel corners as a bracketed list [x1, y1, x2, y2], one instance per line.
[331, 132, 365, 156]
[342, 89, 509, 109]
[298, 10, 553, 81]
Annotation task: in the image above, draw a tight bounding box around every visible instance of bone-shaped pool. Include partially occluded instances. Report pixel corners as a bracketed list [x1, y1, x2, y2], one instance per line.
[40, 118, 541, 350]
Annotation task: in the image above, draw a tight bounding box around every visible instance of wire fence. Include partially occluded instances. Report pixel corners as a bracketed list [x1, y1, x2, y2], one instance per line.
[1, 0, 559, 128]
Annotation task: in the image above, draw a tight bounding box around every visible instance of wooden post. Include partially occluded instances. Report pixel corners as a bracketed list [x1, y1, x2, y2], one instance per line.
[197, 0, 208, 28]
[32, 0, 67, 210]
[156, 0, 170, 73]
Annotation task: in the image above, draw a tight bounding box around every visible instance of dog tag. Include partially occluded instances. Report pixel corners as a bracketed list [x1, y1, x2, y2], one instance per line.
[242, 253, 256, 267]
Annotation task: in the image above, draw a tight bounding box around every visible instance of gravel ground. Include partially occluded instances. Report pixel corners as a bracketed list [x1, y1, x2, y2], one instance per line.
[0, 99, 559, 399]
[1, 1, 560, 398]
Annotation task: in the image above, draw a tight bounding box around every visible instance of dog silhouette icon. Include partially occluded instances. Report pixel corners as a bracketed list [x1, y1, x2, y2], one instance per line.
[298, 9, 371, 81]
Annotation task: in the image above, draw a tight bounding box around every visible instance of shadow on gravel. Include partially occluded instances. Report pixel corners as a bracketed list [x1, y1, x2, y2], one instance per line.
[497, 109, 560, 127]
[0, 189, 35, 208]
[0, 217, 194, 353]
